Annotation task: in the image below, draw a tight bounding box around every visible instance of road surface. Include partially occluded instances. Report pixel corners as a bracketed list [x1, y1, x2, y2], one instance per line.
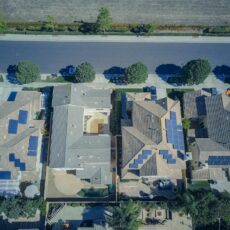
[0, 41, 230, 73]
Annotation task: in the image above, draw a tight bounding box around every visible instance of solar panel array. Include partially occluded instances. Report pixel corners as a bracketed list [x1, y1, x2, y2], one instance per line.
[18, 110, 28, 124]
[0, 171, 11, 180]
[8, 153, 26, 171]
[7, 92, 17, 102]
[159, 150, 176, 164]
[129, 150, 152, 169]
[27, 136, 38, 156]
[8, 119, 18, 134]
[165, 111, 185, 151]
[208, 156, 230, 166]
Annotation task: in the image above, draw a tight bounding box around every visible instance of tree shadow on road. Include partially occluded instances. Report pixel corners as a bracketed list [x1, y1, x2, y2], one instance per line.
[213, 65, 230, 83]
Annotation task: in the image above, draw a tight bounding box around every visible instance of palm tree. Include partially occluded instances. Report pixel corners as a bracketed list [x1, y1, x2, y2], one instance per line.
[108, 200, 141, 230]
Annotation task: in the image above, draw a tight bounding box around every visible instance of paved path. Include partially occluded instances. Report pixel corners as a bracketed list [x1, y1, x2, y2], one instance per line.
[0, 37, 229, 73]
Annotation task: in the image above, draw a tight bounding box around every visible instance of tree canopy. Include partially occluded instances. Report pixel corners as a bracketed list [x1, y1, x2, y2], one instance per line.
[169, 190, 230, 228]
[182, 118, 191, 129]
[96, 7, 112, 32]
[0, 197, 45, 219]
[125, 62, 148, 84]
[108, 200, 141, 230]
[75, 62, 96, 83]
[16, 61, 40, 84]
[44, 16, 57, 31]
[182, 59, 211, 85]
[0, 15, 7, 33]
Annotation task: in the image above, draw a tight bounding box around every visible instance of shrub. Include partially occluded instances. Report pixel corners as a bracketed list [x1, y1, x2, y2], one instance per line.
[68, 25, 79, 32]
[75, 62, 95, 83]
[182, 59, 211, 85]
[125, 62, 148, 84]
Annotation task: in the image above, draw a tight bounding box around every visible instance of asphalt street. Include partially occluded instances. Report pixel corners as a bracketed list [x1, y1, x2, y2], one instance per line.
[0, 41, 230, 74]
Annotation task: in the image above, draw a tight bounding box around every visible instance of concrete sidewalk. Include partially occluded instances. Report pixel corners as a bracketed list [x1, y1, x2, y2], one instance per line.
[0, 34, 230, 43]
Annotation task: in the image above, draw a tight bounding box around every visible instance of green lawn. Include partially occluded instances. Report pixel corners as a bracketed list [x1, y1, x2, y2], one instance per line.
[188, 181, 211, 191]
[77, 187, 109, 197]
[110, 88, 143, 135]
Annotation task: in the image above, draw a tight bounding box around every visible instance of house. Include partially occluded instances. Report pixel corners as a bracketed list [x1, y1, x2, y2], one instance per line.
[49, 84, 112, 186]
[121, 94, 186, 181]
[0, 91, 43, 197]
[183, 91, 230, 180]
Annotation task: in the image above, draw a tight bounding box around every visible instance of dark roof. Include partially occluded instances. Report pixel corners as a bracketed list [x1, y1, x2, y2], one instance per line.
[205, 94, 230, 149]
[183, 90, 211, 119]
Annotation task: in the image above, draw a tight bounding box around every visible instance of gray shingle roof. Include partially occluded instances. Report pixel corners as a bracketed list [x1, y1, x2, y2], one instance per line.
[205, 94, 230, 149]
[49, 84, 112, 184]
[183, 90, 211, 119]
[0, 91, 41, 120]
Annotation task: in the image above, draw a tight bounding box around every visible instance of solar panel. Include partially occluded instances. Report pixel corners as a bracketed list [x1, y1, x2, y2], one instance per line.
[8, 119, 18, 134]
[14, 159, 21, 167]
[19, 163, 26, 171]
[9, 153, 15, 162]
[129, 163, 138, 169]
[170, 111, 176, 119]
[7, 92, 17, 102]
[18, 110, 28, 124]
[142, 150, 152, 156]
[28, 136, 38, 150]
[208, 156, 230, 165]
[134, 159, 143, 164]
[27, 150, 37, 156]
[159, 150, 168, 156]
[0, 171, 11, 180]
[167, 158, 176, 164]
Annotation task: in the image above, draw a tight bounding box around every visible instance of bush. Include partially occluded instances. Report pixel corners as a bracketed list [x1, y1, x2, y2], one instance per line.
[125, 62, 148, 84]
[56, 25, 67, 32]
[75, 62, 95, 83]
[68, 25, 79, 32]
[27, 25, 42, 31]
[16, 25, 26, 31]
[110, 23, 129, 32]
[182, 59, 211, 85]
[77, 187, 108, 197]
[16, 61, 40, 84]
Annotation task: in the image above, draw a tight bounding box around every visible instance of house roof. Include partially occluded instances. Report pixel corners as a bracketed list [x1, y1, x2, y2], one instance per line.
[205, 94, 230, 149]
[183, 90, 211, 119]
[49, 84, 112, 184]
[0, 91, 41, 120]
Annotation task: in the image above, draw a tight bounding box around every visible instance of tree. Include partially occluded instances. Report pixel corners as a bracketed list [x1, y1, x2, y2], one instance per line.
[125, 62, 148, 84]
[75, 62, 96, 83]
[182, 59, 211, 85]
[96, 7, 112, 33]
[108, 200, 141, 230]
[16, 61, 40, 84]
[44, 16, 57, 31]
[0, 197, 44, 219]
[0, 15, 7, 33]
[182, 118, 191, 129]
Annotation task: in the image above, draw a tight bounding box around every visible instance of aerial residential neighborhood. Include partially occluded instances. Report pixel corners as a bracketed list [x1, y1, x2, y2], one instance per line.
[0, 1, 230, 230]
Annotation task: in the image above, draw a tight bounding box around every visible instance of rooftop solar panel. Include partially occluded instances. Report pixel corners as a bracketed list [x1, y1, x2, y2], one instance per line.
[129, 163, 138, 169]
[27, 150, 37, 156]
[143, 150, 152, 156]
[170, 111, 176, 119]
[18, 110, 28, 124]
[8, 119, 18, 134]
[159, 150, 168, 155]
[14, 159, 21, 167]
[28, 136, 38, 150]
[7, 92, 17, 102]
[0, 171, 11, 180]
[9, 153, 15, 162]
[208, 156, 230, 165]
[19, 163, 26, 171]
[167, 158, 176, 164]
